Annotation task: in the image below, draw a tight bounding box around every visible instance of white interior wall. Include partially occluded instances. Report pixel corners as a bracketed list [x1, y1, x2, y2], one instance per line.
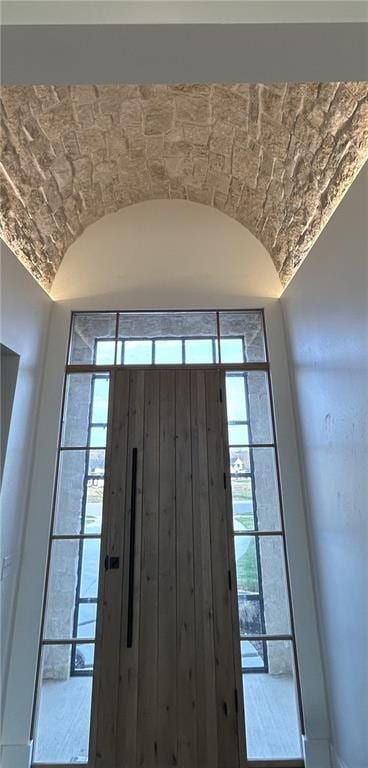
[281, 164, 368, 768]
[51, 200, 282, 303]
[0, 242, 51, 737]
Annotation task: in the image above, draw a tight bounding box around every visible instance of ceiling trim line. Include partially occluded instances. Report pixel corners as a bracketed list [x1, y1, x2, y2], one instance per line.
[1, 1, 368, 26]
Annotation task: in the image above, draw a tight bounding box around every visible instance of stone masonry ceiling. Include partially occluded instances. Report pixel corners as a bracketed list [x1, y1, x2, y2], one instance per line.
[1, 82, 368, 292]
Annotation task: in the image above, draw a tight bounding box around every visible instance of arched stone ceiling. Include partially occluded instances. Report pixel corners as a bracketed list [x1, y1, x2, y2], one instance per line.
[1, 82, 368, 292]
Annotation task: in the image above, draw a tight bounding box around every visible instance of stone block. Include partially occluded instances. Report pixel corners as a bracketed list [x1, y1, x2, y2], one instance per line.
[77, 127, 106, 155]
[71, 85, 96, 104]
[33, 85, 59, 110]
[175, 94, 211, 125]
[212, 87, 249, 128]
[169, 181, 187, 199]
[260, 85, 284, 121]
[93, 160, 119, 189]
[232, 141, 261, 189]
[75, 104, 94, 130]
[187, 184, 214, 205]
[183, 123, 211, 146]
[120, 98, 142, 128]
[1, 86, 36, 116]
[259, 115, 290, 160]
[205, 168, 231, 196]
[41, 176, 62, 212]
[73, 156, 93, 189]
[51, 156, 73, 197]
[38, 100, 74, 141]
[209, 121, 234, 157]
[143, 97, 174, 135]
[294, 114, 322, 154]
[146, 135, 165, 159]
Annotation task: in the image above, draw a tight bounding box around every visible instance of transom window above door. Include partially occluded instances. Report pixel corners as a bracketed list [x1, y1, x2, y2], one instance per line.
[68, 310, 267, 366]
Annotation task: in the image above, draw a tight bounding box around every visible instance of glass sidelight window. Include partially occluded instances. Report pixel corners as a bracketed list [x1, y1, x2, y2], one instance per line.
[32, 373, 109, 763]
[225, 369, 302, 760]
[32, 310, 302, 766]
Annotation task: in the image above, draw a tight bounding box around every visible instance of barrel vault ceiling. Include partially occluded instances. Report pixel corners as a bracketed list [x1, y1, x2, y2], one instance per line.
[1, 82, 368, 292]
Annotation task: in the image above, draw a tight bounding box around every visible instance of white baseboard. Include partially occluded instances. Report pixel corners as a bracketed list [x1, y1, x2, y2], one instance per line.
[302, 735, 332, 767]
[1, 741, 33, 768]
[330, 745, 350, 768]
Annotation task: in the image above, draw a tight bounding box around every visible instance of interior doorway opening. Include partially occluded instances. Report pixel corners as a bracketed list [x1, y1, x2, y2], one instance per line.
[31, 310, 303, 767]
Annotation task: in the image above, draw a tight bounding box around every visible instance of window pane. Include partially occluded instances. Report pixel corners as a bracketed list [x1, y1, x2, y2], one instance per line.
[230, 446, 251, 473]
[235, 535, 259, 596]
[235, 536, 291, 636]
[124, 339, 153, 364]
[85, 481, 104, 535]
[241, 639, 265, 670]
[230, 445, 253, 532]
[91, 376, 109, 422]
[119, 311, 218, 342]
[184, 338, 216, 363]
[95, 339, 115, 365]
[238, 590, 264, 638]
[226, 374, 248, 421]
[230, 447, 282, 532]
[243, 641, 302, 759]
[43, 539, 100, 640]
[113, 340, 123, 364]
[73, 642, 95, 674]
[75, 603, 97, 642]
[219, 311, 266, 362]
[231, 476, 254, 531]
[225, 372, 273, 445]
[33, 644, 94, 763]
[220, 337, 244, 363]
[88, 449, 105, 476]
[228, 423, 250, 445]
[62, 374, 109, 448]
[44, 539, 80, 640]
[69, 313, 116, 365]
[80, 539, 101, 600]
[251, 448, 281, 531]
[155, 339, 183, 364]
[54, 450, 105, 536]
[246, 371, 274, 443]
[89, 425, 108, 447]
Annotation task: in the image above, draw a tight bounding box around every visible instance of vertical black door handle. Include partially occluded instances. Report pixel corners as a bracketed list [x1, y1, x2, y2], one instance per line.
[127, 447, 137, 648]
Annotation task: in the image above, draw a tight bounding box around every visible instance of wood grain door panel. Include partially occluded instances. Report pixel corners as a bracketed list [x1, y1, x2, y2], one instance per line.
[92, 368, 241, 768]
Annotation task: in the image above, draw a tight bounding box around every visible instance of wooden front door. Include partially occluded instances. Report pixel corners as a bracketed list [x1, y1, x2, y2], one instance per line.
[90, 368, 243, 768]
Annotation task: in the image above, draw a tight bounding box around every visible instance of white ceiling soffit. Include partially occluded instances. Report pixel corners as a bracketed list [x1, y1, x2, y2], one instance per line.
[2, 0, 368, 25]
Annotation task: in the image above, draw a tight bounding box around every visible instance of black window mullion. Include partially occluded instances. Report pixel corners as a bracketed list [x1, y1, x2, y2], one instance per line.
[70, 372, 99, 676]
[212, 337, 216, 363]
[78, 597, 98, 604]
[242, 372, 268, 672]
[114, 312, 119, 365]
[216, 311, 221, 363]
